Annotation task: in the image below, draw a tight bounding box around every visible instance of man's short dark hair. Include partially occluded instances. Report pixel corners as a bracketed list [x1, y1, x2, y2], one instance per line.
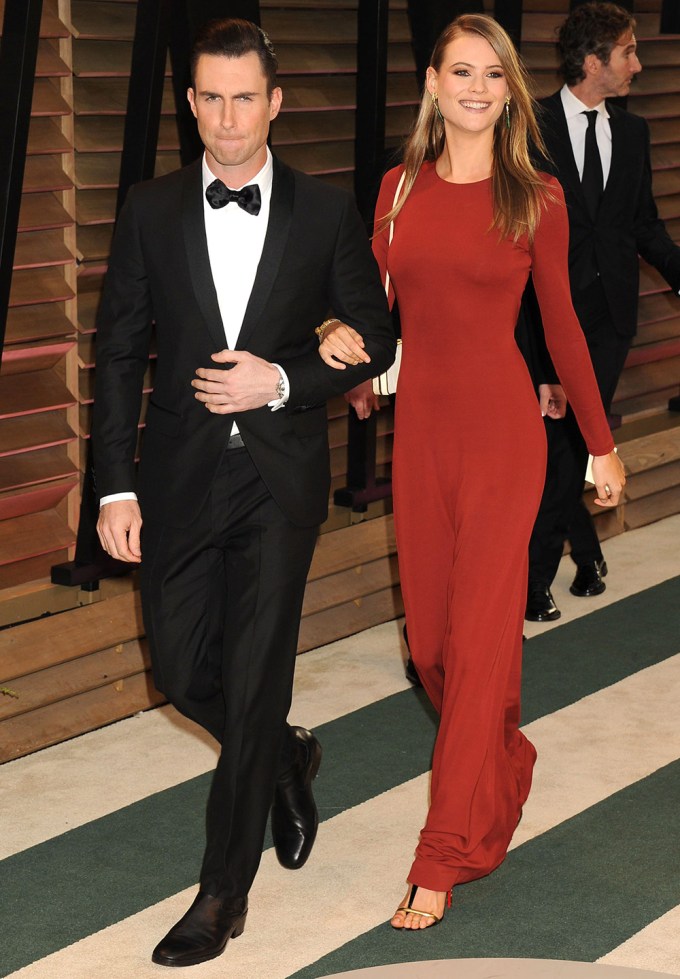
[190, 18, 278, 95]
[558, 2, 636, 85]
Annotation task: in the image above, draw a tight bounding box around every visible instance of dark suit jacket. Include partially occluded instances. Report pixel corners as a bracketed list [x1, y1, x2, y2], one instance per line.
[536, 91, 680, 338]
[92, 156, 396, 528]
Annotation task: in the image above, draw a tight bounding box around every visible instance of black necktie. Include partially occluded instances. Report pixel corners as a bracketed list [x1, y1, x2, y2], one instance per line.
[581, 110, 603, 222]
[205, 179, 261, 215]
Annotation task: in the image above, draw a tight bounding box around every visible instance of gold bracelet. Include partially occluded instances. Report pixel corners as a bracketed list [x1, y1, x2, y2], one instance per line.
[315, 318, 340, 342]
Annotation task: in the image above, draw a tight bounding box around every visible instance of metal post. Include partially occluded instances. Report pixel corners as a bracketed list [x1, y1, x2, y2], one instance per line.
[0, 0, 43, 356]
[354, 0, 389, 222]
[660, 1, 680, 34]
[494, 0, 523, 49]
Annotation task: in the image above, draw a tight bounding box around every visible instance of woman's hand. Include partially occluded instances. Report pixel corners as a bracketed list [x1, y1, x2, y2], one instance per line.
[319, 323, 371, 370]
[344, 380, 380, 420]
[591, 450, 626, 507]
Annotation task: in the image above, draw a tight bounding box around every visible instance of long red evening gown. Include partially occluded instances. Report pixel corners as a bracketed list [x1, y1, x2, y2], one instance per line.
[372, 163, 614, 894]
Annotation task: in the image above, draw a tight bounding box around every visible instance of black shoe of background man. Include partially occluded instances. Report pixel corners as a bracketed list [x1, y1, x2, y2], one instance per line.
[151, 890, 247, 967]
[271, 725, 322, 870]
[525, 584, 561, 622]
[570, 559, 607, 597]
[402, 622, 422, 687]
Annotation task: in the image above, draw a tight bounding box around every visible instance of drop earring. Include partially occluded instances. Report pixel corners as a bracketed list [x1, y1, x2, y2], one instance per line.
[431, 91, 444, 123]
[504, 97, 511, 129]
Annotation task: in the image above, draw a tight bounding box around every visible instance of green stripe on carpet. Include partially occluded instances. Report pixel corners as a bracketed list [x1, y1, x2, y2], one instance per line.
[290, 758, 680, 978]
[1, 576, 678, 976]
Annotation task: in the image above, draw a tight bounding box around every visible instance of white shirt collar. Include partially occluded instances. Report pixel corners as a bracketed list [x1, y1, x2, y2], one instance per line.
[561, 84, 609, 121]
[201, 145, 273, 196]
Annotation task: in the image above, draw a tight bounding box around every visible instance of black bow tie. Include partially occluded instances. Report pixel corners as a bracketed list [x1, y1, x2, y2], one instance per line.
[205, 179, 261, 215]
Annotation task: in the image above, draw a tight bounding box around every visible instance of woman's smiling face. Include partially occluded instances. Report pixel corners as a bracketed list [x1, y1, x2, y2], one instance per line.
[427, 33, 509, 135]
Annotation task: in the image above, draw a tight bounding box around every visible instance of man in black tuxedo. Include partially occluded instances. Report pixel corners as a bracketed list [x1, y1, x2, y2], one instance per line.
[524, 2, 680, 622]
[93, 19, 394, 967]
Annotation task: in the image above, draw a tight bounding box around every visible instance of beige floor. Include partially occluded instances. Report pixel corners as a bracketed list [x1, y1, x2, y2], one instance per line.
[4, 515, 680, 979]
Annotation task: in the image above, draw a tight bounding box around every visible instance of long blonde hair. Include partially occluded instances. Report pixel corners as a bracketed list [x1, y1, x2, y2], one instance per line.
[378, 14, 553, 242]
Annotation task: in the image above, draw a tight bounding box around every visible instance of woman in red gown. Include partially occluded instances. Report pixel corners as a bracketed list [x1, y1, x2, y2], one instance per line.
[319, 14, 625, 929]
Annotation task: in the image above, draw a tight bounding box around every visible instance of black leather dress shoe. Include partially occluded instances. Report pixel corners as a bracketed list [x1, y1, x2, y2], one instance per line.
[525, 584, 561, 622]
[151, 890, 247, 967]
[271, 725, 322, 870]
[570, 559, 607, 597]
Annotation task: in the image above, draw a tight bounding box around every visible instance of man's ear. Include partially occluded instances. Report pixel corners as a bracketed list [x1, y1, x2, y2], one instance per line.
[187, 87, 198, 119]
[584, 53, 601, 76]
[269, 86, 283, 121]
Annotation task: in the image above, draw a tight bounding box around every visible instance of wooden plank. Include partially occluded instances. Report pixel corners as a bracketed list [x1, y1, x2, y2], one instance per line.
[18, 192, 73, 233]
[0, 370, 76, 419]
[281, 73, 417, 112]
[0, 475, 78, 522]
[9, 266, 75, 307]
[615, 355, 680, 401]
[4, 303, 74, 345]
[0, 444, 78, 494]
[31, 78, 71, 117]
[71, 1, 136, 40]
[0, 510, 75, 568]
[74, 77, 175, 115]
[633, 315, 680, 346]
[76, 187, 116, 225]
[73, 39, 169, 78]
[77, 290, 100, 333]
[638, 291, 680, 325]
[27, 117, 71, 156]
[36, 38, 70, 77]
[1, 340, 75, 376]
[0, 672, 164, 764]
[633, 66, 680, 96]
[0, 590, 143, 681]
[267, 140, 354, 176]
[656, 194, 680, 221]
[75, 115, 177, 152]
[615, 424, 680, 477]
[639, 262, 672, 294]
[308, 514, 395, 581]
[623, 485, 680, 531]
[272, 104, 414, 146]
[76, 224, 113, 264]
[75, 150, 181, 189]
[522, 12, 659, 43]
[302, 553, 399, 617]
[13, 229, 74, 270]
[23, 155, 73, 193]
[651, 143, 680, 170]
[652, 169, 680, 198]
[298, 585, 403, 654]
[629, 92, 680, 119]
[626, 335, 680, 367]
[0, 638, 150, 720]
[0, 548, 71, 592]
[0, 412, 76, 457]
[624, 459, 680, 502]
[649, 118, 680, 146]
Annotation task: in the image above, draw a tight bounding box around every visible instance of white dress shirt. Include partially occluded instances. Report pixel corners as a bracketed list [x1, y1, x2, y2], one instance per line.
[100, 147, 288, 508]
[560, 84, 612, 186]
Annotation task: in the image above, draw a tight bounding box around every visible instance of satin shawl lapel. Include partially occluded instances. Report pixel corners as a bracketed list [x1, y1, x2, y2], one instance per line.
[542, 94, 584, 208]
[181, 159, 226, 351]
[600, 106, 625, 216]
[236, 157, 295, 351]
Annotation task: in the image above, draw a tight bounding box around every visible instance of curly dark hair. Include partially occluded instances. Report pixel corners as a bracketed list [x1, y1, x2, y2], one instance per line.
[190, 18, 278, 95]
[558, 2, 636, 85]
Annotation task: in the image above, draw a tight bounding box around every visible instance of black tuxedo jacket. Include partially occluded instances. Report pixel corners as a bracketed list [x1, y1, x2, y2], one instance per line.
[536, 91, 680, 338]
[93, 156, 395, 528]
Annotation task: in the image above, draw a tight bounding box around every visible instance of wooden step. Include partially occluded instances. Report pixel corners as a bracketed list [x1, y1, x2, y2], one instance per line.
[0, 548, 72, 591]
[4, 304, 75, 346]
[629, 92, 680, 118]
[0, 412, 76, 457]
[73, 39, 169, 77]
[636, 38, 680, 67]
[71, 0, 136, 40]
[649, 117, 680, 145]
[273, 104, 415, 146]
[652, 169, 680, 198]
[76, 188, 117, 225]
[9, 267, 75, 307]
[274, 140, 353, 176]
[280, 73, 418, 112]
[75, 150, 181, 189]
[614, 354, 680, 405]
[626, 335, 680, 367]
[634, 315, 680, 346]
[640, 263, 676, 295]
[634, 66, 680, 96]
[13, 229, 74, 271]
[522, 12, 659, 42]
[260, 8, 411, 44]
[652, 143, 680, 171]
[638, 291, 680, 326]
[36, 38, 70, 77]
[18, 192, 73, 233]
[76, 224, 113, 264]
[657, 193, 680, 222]
[0, 445, 78, 495]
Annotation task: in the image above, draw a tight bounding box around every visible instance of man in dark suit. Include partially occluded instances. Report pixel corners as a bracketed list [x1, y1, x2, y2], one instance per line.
[524, 2, 680, 622]
[92, 19, 395, 967]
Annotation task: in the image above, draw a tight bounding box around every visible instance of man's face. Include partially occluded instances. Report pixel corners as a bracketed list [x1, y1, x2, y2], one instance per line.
[188, 52, 282, 182]
[593, 30, 641, 98]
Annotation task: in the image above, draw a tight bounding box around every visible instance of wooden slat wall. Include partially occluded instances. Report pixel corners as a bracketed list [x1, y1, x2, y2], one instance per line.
[0, 0, 80, 589]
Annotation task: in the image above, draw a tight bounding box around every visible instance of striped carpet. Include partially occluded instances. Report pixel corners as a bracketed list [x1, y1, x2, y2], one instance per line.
[2, 514, 680, 979]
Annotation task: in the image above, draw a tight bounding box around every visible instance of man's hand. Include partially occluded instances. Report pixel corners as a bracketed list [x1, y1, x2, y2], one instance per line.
[192, 350, 281, 414]
[538, 383, 567, 419]
[97, 500, 143, 563]
[344, 380, 380, 420]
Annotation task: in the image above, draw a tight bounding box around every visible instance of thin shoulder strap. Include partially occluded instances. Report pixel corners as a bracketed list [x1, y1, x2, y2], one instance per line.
[384, 170, 406, 298]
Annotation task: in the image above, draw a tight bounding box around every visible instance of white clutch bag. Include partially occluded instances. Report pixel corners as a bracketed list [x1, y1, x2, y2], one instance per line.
[372, 173, 406, 398]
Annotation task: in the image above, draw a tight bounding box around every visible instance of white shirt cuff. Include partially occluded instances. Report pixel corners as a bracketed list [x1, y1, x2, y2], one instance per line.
[268, 363, 290, 411]
[100, 492, 138, 508]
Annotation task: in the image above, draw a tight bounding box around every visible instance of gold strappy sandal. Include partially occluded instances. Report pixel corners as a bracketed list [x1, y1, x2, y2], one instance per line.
[391, 884, 450, 930]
